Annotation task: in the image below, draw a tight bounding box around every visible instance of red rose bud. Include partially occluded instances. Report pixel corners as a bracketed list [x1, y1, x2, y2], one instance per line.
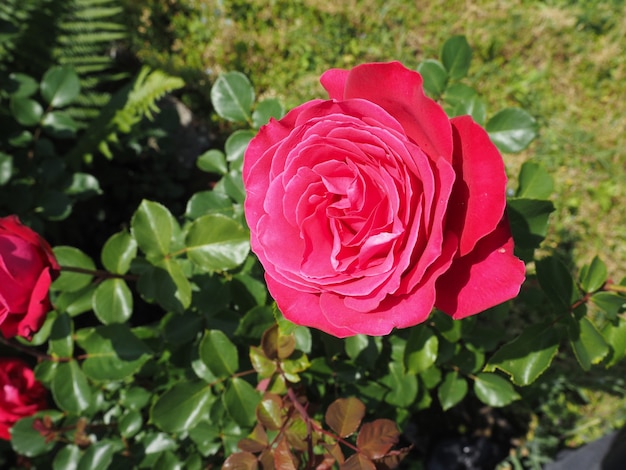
[0, 358, 48, 440]
[243, 62, 525, 337]
[0, 216, 60, 339]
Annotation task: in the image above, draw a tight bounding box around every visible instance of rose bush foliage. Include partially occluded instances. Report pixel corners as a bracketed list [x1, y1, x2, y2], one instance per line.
[0, 216, 60, 340]
[243, 62, 525, 337]
[0, 359, 47, 440]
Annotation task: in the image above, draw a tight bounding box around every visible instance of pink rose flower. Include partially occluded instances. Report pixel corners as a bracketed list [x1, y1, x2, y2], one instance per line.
[0, 358, 48, 440]
[0, 216, 60, 339]
[243, 62, 525, 337]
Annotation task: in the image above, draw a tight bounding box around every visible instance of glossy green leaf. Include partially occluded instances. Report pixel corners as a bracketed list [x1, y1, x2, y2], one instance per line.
[199, 329, 239, 377]
[486, 108, 537, 153]
[220, 171, 246, 204]
[416, 59, 447, 98]
[438, 371, 468, 411]
[38, 189, 72, 221]
[473, 372, 520, 407]
[151, 381, 213, 433]
[223, 377, 261, 428]
[225, 129, 255, 167]
[10, 97, 43, 126]
[77, 440, 121, 470]
[441, 35, 472, 80]
[486, 323, 561, 385]
[568, 316, 610, 371]
[93, 278, 133, 324]
[138, 260, 191, 313]
[65, 172, 102, 198]
[516, 161, 554, 199]
[444, 83, 486, 124]
[101, 231, 137, 274]
[163, 310, 204, 344]
[79, 324, 152, 381]
[131, 200, 173, 258]
[119, 410, 143, 438]
[53, 444, 81, 470]
[211, 71, 255, 122]
[252, 98, 285, 128]
[536, 256, 579, 311]
[49, 312, 74, 358]
[10, 415, 57, 457]
[51, 361, 92, 413]
[197, 149, 227, 175]
[579, 256, 608, 293]
[52, 246, 96, 292]
[54, 284, 96, 317]
[42, 111, 79, 138]
[41, 65, 80, 107]
[0, 152, 13, 185]
[257, 393, 284, 430]
[405, 326, 438, 374]
[382, 362, 418, 407]
[185, 214, 250, 271]
[507, 198, 554, 253]
[189, 422, 222, 457]
[185, 190, 233, 220]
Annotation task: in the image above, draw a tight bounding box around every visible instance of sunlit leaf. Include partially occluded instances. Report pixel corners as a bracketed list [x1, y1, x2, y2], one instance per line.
[325, 397, 365, 438]
[473, 372, 520, 407]
[356, 419, 400, 459]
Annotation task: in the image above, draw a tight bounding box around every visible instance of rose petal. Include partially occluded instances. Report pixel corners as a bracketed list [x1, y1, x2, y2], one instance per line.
[446, 116, 507, 256]
[434, 218, 525, 319]
[321, 62, 453, 162]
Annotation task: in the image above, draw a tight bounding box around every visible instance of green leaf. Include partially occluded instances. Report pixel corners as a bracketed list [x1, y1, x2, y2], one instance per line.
[473, 373, 520, 407]
[41, 65, 80, 108]
[77, 440, 121, 470]
[185, 191, 234, 220]
[438, 371, 468, 411]
[54, 284, 96, 317]
[486, 323, 561, 385]
[38, 190, 72, 220]
[591, 292, 626, 319]
[101, 231, 137, 274]
[10, 97, 43, 126]
[42, 111, 79, 139]
[602, 318, 626, 367]
[199, 329, 239, 377]
[225, 129, 255, 171]
[65, 173, 102, 198]
[79, 324, 152, 381]
[53, 444, 82, 470]
[51, 361, 92, 413]
[151, 381, 213, 433]
[11, 415, 58, 457]
[52, 246, 96, 292]
[163, 310, 204, 345]
[444, 83, 486, 124]
[516, 161, 554, 199]
[211, 71, 255, 123]
[568, 316, 609, 371]
[325, 397, 365, 438]
[256, 393, 284, 430]
[416, 59, 447, 98]
[486, 108, 538, 153]
[344, 334, 382, 369]
[404, 326, 438, 374]
[8, 73, 38, 98]
[507, 198, 554, 254]
[536, 256, 579, 310]
[189, 422, 222, 457]
[252, 98, 285, 128]
[119, 410, 143, 438]
[49, 313, 74, 358]
[223, 378, 261, 428]
[197, 149, 228, 175]
[93, 279, 133, 324]
[131, 200, 174, 258]
[579, 256, 608, 293]
[0, 152, 13, 185]
[441, 35, 472, 80]
[138, 260, 191, 313]
[382, 362, 418, 407]
[185, 214, 250, 271]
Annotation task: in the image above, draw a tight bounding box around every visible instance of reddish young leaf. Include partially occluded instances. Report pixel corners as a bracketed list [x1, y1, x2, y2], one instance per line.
[323, 442, 345, 464]
[274, 437, 298, 470]
[311, 452, 337, 470]
[256, 392, 284, 430]
[261, 324, 296, 360]
[222, 451, 258, 470]
[340, 453, 376, 470]
[356, 419, 400, 460]
[238, 423, 269, 453]
[373, 446, 412, 470]
[249, 346, 277, 377]
[325, 397, 366, 438]
[285, 415, 309, 451]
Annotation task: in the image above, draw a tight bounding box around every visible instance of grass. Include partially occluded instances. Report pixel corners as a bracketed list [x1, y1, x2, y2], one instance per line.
[123, 0, 626, 460]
